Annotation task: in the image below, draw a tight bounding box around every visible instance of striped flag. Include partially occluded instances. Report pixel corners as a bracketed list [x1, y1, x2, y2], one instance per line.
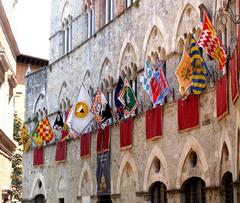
[190, 35, 208, 95]
[197, 13, 227, 73]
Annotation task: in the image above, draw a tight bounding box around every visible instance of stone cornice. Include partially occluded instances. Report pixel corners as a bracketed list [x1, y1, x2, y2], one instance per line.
[0, 1, 20, 59]
[0, 129, 16, 156]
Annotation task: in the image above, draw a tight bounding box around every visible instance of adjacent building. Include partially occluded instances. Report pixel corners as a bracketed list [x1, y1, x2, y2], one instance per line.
[0, 0, 19, 202]
[23, 0, 240, 202]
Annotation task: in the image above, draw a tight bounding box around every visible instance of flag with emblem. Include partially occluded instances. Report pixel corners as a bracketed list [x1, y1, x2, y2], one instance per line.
[31, 116, 43, 148]
[91, 90, 112, 128]
[53, 111, 64, 141]
[21, 124, 30, 152]
[118, 78, 139, 118]
[150, 66, 170, 105]
[114, 76, 124, 120]
[140, 59, 153, 98]
[190, 35, 208, 95]
[175, 47, 193, 96]
[70, 84, 94, 136]
[197, 13, 227, 73]
[36, 117, 54, 143]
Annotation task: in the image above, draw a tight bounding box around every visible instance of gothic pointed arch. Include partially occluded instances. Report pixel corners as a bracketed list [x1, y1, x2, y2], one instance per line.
[176, 137, 209, 188]
[117, 38, 139, 79]
[172, 2, 201, 50]
[99, 57, 113, 91]
[58, 81, 71, 110]
[78, 161, 94, 197]
[143, 145, 169, 191]
[61, 1, 70, 23]
[33, 93, 48, 120]
[31, 173, 47, 199]
[116, 151, 139, 193]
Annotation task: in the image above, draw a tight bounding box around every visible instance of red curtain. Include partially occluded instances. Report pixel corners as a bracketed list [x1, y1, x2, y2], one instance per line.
[33, 147, 44, 166]
[178, 95, 199, 132]
[97, 125, 110, 153]
[120, 117, 133, 150]
[146, 105, 162, 140]
[238, 11, 240, 75]
[55, 140, 67, 162]
[231, 49, 239, 104]
[80, 133, 91, 158]
[216, 75, 228, 120]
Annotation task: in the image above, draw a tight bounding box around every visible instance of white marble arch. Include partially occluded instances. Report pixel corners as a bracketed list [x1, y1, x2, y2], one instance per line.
[30, 173, 47, 199]
[116, 151, 139, 194]
[176, 136, 209, 188]
[142, 14, 169, 57]
[78, 161, 94, 196]
[172, 1, 201, 51]
[217, 128, 235, 182]
[33, 92, 48, 115]
[117, 35, 140, 77]
[143, 145, 169, 191]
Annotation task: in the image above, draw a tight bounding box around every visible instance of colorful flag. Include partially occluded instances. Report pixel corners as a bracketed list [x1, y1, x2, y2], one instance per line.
[53, 111, 64, 141]
[190, 35, 208, 95]
[150, 66, 170, 105]
[197, 13, 227, 73]
[114, 76, 124, 119]
[31, 121, 43, 148]
[118, 78, 138, 118]
[20, 124, 30, 152]
[91, 90, 112, 128]
[70, 85, 94, 137]
[140, 59, 153, 97]
[175, 47, 193, 96]
[36, 117, 54, 143]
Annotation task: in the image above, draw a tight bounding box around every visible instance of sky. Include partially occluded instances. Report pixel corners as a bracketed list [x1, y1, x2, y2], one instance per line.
[12, 0, 50, 59]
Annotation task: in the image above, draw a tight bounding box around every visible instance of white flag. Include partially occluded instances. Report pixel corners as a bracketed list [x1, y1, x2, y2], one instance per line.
[70, 85, 94, 136]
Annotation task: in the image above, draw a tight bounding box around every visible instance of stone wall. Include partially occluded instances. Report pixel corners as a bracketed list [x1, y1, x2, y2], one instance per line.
[23, 0, 240, 202]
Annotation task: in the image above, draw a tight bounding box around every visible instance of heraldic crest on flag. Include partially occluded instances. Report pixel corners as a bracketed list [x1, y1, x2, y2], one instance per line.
[91, 90, 112, 128]
[190, 35, 208, 95]
[70, 84, 94, 136]
[31, 116, 43, 148]
[21, 124, 30, 152]
[197, 13, 227, 73]
[36, 117, 54, 143]
[114, 76, 124, 120]
[53, 111, 64, 141]
[175, 47, 193, 96]
[118, 78, 139, 118]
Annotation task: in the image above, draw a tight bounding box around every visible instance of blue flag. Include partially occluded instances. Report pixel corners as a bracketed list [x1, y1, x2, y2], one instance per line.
[114, 76, 124, 119]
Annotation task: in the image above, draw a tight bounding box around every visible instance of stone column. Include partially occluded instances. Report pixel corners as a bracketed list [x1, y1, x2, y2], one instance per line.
[232, 181, 240, 203]
[166, 189, 182, 203]
[204, 186, 224, 203]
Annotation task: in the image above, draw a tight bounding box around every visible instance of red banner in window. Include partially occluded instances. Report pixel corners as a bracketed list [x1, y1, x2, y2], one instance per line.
[55, 140, 67, 162]
[80, 133, 91, 158]
[33, 147, 44, 166]
[178, 95, 199, 132]
[231, 49, 239, 104]
[97, 125, 110, 153]
[216, 75, 228, 120]
[146, 105, 162, 141]
[120, 117, 133, 150]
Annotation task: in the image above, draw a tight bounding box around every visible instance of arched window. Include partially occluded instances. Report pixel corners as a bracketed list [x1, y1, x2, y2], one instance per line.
[181, 177, 206, 203]
[62, 16, 72, 54]
[222, 172, 233, 203]
[34, 194, 45, 203]
[105, 0, 114, 24]
[149, 181, 167, 203]
[87, 7, 95, 38]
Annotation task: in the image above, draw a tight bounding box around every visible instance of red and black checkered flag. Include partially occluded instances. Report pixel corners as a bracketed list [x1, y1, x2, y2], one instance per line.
[36, 117, 54, 143]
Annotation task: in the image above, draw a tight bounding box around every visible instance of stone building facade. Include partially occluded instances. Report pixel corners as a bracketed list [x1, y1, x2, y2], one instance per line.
[23, 0, 240, 202]
[0, 0, 19, 202]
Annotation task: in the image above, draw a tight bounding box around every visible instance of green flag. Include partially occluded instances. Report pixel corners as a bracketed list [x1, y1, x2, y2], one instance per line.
[118, 78, 138, 118]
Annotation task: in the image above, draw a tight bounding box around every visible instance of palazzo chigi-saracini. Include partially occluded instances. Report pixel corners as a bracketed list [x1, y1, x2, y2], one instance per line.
[22, 0, 240, 202]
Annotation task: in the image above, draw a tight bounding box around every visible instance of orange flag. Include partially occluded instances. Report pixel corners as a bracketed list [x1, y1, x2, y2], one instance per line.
[36, 117, 54, 143]
[175, 47, 193, 96]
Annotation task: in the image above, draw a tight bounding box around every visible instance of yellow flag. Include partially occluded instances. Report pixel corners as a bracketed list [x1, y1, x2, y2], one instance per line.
[175, 48, 193, 96]
[21, 125, 30, 152]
